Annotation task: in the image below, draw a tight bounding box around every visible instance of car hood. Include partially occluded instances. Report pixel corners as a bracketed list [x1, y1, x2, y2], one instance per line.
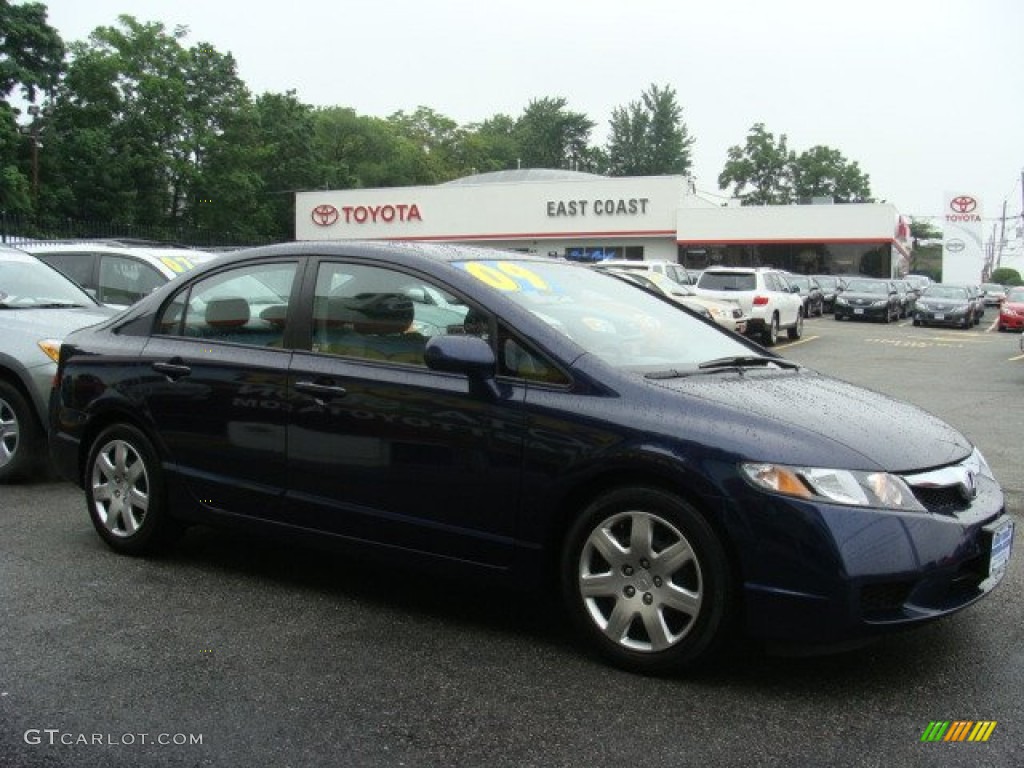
[918, 296, 969, 306]
[1, 305, 119, 340]
[643, 369, 971, 473]
[839, 291, 889, 301]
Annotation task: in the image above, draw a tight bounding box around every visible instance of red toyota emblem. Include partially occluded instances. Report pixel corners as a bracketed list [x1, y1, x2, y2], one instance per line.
[949, 196, 977, 214]
[311, 204, 339, 226]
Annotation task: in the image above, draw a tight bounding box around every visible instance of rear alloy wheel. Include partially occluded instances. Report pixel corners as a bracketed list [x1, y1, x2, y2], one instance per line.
[0, 381, 44, 483]
[85, 424, 180, 555]
[787, 310, 804, 340]
[561, 487, 733, 674]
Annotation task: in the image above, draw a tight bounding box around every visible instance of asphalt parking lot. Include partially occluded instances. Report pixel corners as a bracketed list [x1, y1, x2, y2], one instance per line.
[1, 313, 1021, 768]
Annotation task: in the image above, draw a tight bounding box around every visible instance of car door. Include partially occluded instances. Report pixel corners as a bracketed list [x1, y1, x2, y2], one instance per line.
[285, 259, 527, 568]
[140, 259, 300, 517]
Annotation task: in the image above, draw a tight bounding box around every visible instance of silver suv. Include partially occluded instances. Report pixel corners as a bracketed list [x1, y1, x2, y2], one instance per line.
[0, 247, 117, 481]
[694, 267, 805, 345]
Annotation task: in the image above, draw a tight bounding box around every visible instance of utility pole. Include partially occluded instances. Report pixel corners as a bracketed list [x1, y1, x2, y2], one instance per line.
[996, 200, 1007, 270]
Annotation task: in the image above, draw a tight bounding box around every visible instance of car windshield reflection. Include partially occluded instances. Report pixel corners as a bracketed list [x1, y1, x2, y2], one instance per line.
[456, 259, 752, 370]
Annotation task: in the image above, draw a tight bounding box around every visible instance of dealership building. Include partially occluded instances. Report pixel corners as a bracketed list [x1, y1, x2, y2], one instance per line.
[295, 169, 912, 278]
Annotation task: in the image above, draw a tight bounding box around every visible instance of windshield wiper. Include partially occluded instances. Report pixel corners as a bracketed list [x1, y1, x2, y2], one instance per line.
[698, 355, 800, 371]
[24, 302, 87, 309]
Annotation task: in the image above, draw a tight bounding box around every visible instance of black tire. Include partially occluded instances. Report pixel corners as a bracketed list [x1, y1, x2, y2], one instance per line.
[0, 380, 45, 483]
[787, 311, 804, 340]
[762, 314, 779, 346]
[84, 424, 181, 555]
[560, 487, 735, 675]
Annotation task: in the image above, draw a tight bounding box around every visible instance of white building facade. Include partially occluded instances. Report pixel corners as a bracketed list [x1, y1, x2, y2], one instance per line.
[295, 170, 911, 278]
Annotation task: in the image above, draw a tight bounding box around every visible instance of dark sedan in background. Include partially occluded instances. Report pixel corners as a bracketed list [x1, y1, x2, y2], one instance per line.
[811, 275, 845, 314]
[833, 278, 901, 322]
[913, 284, 976, 328]
[49, 242, 1012, 675]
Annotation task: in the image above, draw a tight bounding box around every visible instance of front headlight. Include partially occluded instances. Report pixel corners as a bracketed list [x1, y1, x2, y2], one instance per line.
[741, 462, 926, 511]
[835, 296, 848, 306]
[871, 300, 888, 308]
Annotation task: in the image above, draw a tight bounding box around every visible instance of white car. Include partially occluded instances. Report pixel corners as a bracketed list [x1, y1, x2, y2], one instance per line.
[21, 240, 221, 308]
[602, 268, 748, 333]
[694, 267, 804, 346]
[594, 259, 696, 286]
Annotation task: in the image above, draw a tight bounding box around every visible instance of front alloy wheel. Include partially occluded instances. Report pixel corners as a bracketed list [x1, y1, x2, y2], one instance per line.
[0, 381, 44, 483]
[562, 487, 733, 674]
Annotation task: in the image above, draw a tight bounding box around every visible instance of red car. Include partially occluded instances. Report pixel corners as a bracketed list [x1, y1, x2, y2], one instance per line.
[997, 286, 1024, 331]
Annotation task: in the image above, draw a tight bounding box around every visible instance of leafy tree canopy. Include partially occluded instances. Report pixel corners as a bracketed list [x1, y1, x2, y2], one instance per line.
[0, 0, 64, 103]
[606, 83, 693, 176]
[719, 124, 873, 206]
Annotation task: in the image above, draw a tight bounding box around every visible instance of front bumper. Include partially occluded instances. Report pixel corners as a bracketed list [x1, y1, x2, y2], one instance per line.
[730, 473, 1009, 646]
[915, 306, 971, 326]
[835, 303, 890, 321]
[998, 310, 1024, 330]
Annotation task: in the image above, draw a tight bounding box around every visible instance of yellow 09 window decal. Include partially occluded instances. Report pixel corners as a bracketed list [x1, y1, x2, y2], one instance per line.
[159, 256, 196, 274]
[464, 261, 550, 292]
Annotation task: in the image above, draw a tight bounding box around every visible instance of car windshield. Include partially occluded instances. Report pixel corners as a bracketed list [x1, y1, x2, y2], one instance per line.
[456, 259, 754, 371]
[788, 276, 810, 289]
[844, 280, 887, 294]
[1006, 287, 1024, 302]
[923, 285, 969, 300]
[815, 276, 839, 289]
[0, 257, 95, 308]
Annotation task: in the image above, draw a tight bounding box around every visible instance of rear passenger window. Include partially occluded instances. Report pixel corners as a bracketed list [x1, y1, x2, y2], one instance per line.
[156, 262, 297, 347]
[99, 256, 164, 305]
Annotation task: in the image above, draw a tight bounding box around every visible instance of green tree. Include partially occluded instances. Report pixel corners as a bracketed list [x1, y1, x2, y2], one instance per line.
[989, 267, 1022, 286]
[606, 84, 693, 176]
[909, 217, 942, 240]
[388, 106, 462, 182]
[44, 16, 249, 228]
[718, 123, 795, 205]
[0, 0, 65, 212]
[456, 114, 521, 175]
[0, 0, 65, 102]
[515, 97, 596, 171]
[791, 145, 872, 202]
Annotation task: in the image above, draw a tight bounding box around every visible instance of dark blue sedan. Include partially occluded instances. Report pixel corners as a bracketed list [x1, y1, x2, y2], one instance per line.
[49, 242, 1013, 674]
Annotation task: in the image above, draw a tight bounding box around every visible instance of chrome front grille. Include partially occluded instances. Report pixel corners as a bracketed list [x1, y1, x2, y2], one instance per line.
[903, 459, 979, 516]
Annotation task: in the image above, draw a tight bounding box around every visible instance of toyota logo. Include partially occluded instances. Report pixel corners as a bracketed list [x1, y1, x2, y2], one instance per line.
[949, 196, 977, 214]
[312, 204, 340, 227]
[946, 238, 966, 253]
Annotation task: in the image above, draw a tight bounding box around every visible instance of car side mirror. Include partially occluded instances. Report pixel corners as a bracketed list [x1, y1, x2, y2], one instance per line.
[425, 335, 501, 398]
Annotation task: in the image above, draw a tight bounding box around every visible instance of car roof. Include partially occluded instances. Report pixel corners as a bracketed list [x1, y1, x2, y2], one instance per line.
[20, 241, 220, 275]
[0, 247, 37, 263]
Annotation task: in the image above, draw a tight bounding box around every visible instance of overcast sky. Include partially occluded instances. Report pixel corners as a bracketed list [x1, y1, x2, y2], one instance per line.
[35, 0, 1024, 233]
